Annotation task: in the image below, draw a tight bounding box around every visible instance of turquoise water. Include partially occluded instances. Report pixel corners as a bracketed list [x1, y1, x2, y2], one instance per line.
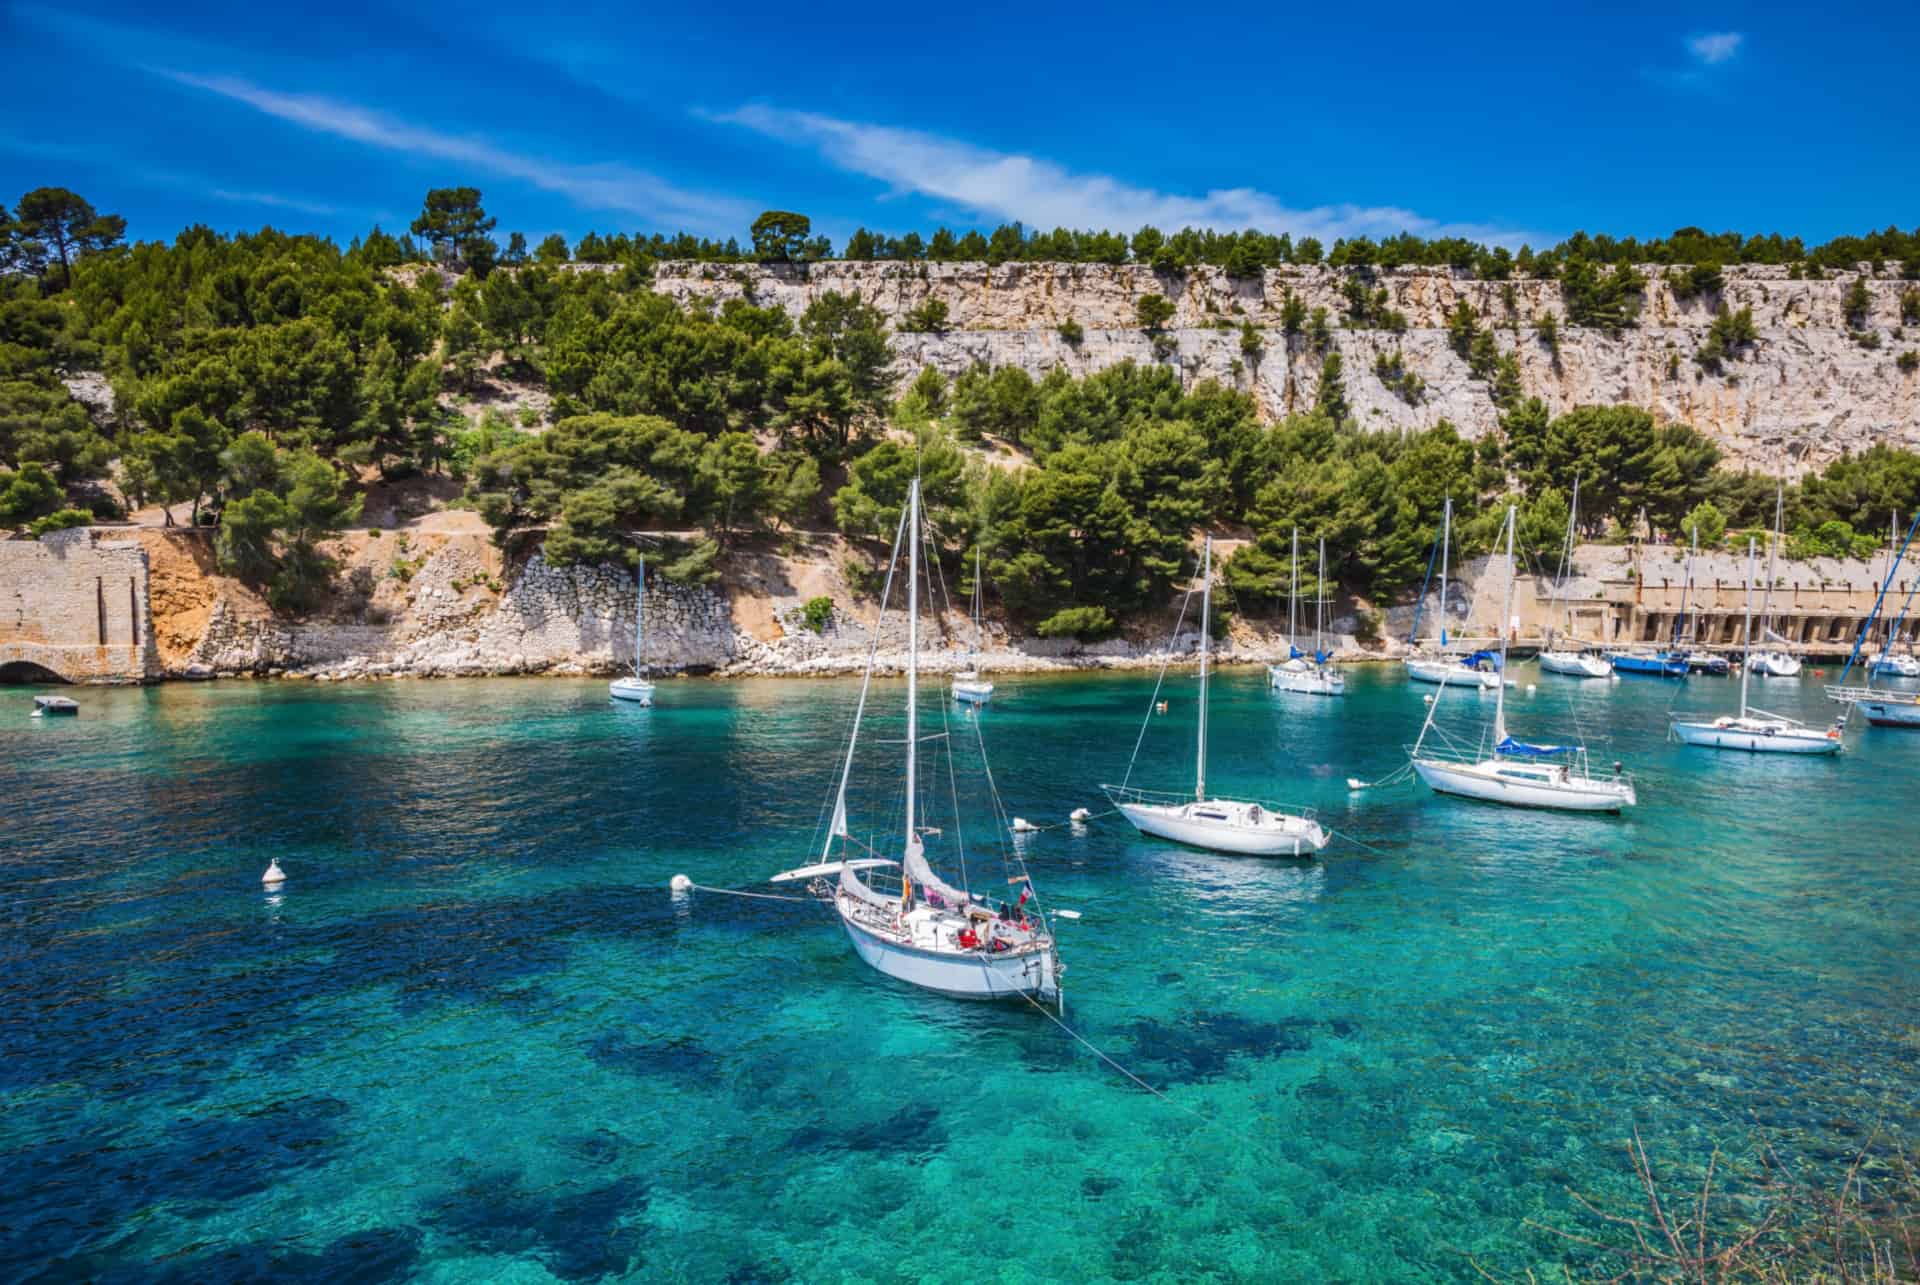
[5, 666, 1918, 1280]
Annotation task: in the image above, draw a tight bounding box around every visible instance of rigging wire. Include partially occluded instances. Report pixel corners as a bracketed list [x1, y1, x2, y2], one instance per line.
[1119, 569, 1200, 792]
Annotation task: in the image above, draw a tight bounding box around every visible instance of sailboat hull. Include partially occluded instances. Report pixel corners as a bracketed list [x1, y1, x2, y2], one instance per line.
[1115, 800, 1328, 856]
[1859, 701, 1920, 727]
[839, 913, 1059, 1001]
[1538, 652, 1613, 678]
[1747, 653, 1803, 677]
[1269, 665, 1345, 695]
[1412, 758, 1635, 812]
[1405, 659, 1503, 689]
[1609, 653, 1689, 677]
[609, 677, 655, 704]
[1671, 720, 1841, 753]
[951, 680, 994, 705]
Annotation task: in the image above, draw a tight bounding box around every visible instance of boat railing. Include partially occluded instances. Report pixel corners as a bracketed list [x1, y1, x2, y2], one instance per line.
[1827, 684, 1919, 705]
[1098, 782, 1319, 822]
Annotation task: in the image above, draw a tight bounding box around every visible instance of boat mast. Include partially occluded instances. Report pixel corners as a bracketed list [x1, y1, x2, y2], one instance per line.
[904, 479, 920, 859]
[971, 545, 982, 663]
[1677, 524, 1696, 650]
[1288, 527, 1299, 653]
[1437, 497, 1452, 648]
[1197, 536, 1211, 802]
[1739, 536, 1756, 719]
[1550, 477, 1579, 647]
[635, 554, 645, 678]
[1315, 535, 1327, 659]
[1493, 504, 1515, 748]
[1759, 479, 1783, 647]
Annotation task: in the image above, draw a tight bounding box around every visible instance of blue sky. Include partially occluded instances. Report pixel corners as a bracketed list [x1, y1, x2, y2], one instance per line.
[2, 0, 1915, 252]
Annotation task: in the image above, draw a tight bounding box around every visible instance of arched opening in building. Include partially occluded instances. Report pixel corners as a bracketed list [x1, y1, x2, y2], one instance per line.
[0, 661, 70, 685]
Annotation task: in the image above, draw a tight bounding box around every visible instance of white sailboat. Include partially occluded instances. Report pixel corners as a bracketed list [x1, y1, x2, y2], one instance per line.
[775, 480, 1061, 1003]
[1673, 537, 1843, 753]
[1827, 510, 1920, 726]
[1269, 531, 1345, 695]
[609, 554, 656, 705]
[1746, 482, 1802, 677]
[1538, 477, 1614, 678]
[1411, 505, 1637, 812]
[1405, 497, 1505, 691]
[951, 546, 994, 706]
[1105, 536, 1329, 856]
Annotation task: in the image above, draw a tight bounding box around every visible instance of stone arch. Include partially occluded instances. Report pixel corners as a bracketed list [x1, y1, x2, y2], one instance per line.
[0, 658, 71, 684]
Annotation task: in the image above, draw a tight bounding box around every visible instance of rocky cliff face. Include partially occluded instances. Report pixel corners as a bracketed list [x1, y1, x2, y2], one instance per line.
[654, 261, 1920, 472]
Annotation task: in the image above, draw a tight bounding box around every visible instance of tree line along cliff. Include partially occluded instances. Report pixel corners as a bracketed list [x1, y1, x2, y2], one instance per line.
[3, 186, 1919, 643]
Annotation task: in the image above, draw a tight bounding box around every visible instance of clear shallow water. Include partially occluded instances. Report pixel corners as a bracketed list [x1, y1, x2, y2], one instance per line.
[4, 666, 1918, 1281]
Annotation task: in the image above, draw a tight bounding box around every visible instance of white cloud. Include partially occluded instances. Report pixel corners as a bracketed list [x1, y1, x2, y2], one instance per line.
[711, 104, 1539, 247]
[209, 189, 339, 217]
[1688, 32, 1743, 65]
[170, 73, 752, 232]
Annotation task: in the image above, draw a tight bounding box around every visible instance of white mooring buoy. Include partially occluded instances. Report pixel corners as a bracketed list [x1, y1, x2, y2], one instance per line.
[1347, 777, 1367, 791]
[669, 874, 694, 893]
[1011, 817, 1038, 834]
[261, 858, 286, 888]
[1069, 807, 1090, 823]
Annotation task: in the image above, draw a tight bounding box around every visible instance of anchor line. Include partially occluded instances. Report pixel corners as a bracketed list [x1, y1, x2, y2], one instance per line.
[681, 883, 824, 905]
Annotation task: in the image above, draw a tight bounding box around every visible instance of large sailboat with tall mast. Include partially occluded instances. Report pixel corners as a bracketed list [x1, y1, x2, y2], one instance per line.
[1538, 477, 1614, 678]
[1269, 531, 1345, 695]
[609, 554, 656, 705]
[773, 480, 1061, 1002]
[1672, 536, 1842, 753]
[951, 547, 994, 705]
[1105, 536, 1329, 856]
[1411, 505, 1637, 812]
[1405, 497, 1505, 691]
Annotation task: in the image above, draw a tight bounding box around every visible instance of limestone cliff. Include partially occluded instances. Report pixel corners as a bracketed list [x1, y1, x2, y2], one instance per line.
[653, 261, 1920, 472]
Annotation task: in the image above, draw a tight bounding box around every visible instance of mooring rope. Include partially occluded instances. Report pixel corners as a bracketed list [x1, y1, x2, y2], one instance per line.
[1015, 989, 1213, 1120]
[679, 883, 822, 904]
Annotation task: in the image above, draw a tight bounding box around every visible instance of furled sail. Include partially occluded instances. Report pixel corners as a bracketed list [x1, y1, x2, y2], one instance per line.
[901, 834, 968, 909]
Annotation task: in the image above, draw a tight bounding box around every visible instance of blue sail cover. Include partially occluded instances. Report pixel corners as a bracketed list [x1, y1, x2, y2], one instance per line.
[1497, 737, 1570, 757]
[1464, 649, 1503, 671]
[1314, 650, 1331, 664]
[1289, 645, 1304, 660]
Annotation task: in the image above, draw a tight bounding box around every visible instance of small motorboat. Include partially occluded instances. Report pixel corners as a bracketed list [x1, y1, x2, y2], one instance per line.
[32, 695, 79, 717]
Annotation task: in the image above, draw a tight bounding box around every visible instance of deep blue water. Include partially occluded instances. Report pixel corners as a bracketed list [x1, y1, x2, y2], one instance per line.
[4, 666, 1917, 1281]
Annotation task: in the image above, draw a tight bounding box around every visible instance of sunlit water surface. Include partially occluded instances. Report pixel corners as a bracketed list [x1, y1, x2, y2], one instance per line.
[4, 665, 1917, 1280]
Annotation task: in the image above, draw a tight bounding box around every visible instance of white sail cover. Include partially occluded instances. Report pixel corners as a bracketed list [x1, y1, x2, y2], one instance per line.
[901, 833, 969, 909]
[839, 860, 896, 909]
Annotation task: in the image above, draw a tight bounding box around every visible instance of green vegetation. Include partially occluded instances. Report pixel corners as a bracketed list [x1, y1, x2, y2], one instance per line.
[1695, 305, 1758, 372]
[1056, 318, 1084, 345]
[7, 186, 1920, 635]
[801, 595, 834, 632]
[901, 298, 950, 333]
[1135, 294, 1175, 331]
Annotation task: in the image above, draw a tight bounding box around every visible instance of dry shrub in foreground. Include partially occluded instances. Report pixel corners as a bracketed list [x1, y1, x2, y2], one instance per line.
[1474, 1127, 1919, 1283]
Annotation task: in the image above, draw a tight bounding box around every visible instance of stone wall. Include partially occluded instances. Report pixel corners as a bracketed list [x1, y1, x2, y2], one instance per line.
[654, 261, 1920, 473]
[0, 530, 160, 683]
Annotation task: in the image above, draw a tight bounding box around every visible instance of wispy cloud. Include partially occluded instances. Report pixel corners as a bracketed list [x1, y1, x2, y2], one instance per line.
[1688, 32, 1743, 65]
[1648, 31, 1746, 92]
[210, 188, 339, 216]
[710, 105, 1540, 247]
[169, 72, 752, 232]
